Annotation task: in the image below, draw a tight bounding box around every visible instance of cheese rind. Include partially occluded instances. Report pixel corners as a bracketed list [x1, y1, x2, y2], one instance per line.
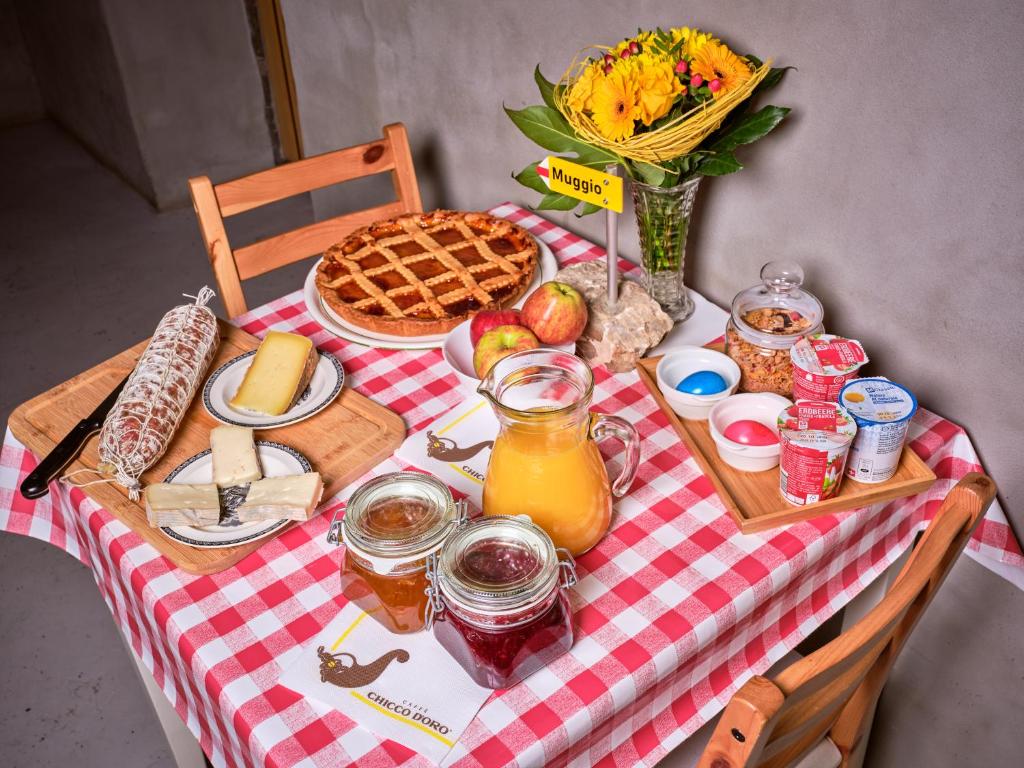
[236, 472, 324, 522]
[210, 425, 262, 487]
[145, 483, 221, 527]
[229, 331, 318, 416]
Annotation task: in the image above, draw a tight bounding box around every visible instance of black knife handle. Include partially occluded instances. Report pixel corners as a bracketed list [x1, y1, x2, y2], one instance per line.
[19, 422, 99, 500]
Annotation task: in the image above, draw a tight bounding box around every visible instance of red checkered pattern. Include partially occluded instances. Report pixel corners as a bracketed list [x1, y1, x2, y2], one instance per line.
[1, 203, 1020, 768]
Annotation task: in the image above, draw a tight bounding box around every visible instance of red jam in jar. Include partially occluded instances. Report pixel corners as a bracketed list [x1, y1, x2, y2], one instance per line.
[427, 516, 576, 689]
[330, 472, 459, 634]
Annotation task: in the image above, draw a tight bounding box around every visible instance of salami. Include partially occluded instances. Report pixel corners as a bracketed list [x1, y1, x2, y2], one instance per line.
[96, 287, 219, 499]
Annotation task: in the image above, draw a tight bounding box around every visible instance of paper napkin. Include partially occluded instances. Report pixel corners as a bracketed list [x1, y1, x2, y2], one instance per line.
[394, 395, 498, 510]
[279, 603, 492, 763]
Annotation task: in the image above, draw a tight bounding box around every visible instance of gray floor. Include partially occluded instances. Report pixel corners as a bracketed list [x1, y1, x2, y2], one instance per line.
[1, 120, 1021, 767]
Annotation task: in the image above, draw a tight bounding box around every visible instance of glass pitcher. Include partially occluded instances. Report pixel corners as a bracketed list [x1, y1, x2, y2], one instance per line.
[477, 349, 640, 556]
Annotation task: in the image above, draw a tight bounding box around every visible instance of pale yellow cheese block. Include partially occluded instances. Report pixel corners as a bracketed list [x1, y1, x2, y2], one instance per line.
[210, 425, 262, 487]
[236, 472, 324, 522]
[229, 331, 318, 416]
[145, 482, 221, 527]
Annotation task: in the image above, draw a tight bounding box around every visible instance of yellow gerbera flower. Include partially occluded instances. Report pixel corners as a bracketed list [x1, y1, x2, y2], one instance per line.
[670, 27, 717, 59]
[591, 68, 640, 141]
[690, 41, 752, 98]
[567, 61, 602, 114]
[636, 59, 683, 125]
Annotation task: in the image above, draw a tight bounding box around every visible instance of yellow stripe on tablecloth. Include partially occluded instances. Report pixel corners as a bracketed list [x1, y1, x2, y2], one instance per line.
[330, 610, 368, 651]
[448, 463, 483, 485]
[350, 691, 455, 746]
[437, 400, 487, 435]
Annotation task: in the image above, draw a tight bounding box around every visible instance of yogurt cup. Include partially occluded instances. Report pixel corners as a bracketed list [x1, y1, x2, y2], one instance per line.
[840, 378, 918, 484]
[777, 400, 858, 505]
[790, 334, 868, 402]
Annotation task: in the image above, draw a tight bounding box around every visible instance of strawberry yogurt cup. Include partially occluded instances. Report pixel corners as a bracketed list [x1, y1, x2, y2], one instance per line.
[777, 400, 858, 505]
[790, 333, 869, 402]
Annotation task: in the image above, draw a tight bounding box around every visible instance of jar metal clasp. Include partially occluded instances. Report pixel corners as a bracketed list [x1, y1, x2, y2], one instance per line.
[326, 504, 345, 546]
[424, 550, 445, 630]
[556, 547, 578, 589]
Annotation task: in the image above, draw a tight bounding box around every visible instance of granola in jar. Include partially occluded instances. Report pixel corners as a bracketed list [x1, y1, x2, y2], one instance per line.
[725, 262, 824, 397]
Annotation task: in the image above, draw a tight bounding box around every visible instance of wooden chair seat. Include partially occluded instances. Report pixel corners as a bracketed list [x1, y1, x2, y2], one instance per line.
[189, 123, 422, 318]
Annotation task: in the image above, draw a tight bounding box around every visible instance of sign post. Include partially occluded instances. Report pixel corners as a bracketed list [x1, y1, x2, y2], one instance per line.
[536, 156, 624, 311]
[604, 164, 619, 311]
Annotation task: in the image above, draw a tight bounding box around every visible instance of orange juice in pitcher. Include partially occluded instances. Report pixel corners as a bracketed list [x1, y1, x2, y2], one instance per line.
[478, 350, 639, 555]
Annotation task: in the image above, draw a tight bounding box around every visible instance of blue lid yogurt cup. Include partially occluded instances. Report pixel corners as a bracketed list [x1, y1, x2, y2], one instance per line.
[840, 378, 918, 484]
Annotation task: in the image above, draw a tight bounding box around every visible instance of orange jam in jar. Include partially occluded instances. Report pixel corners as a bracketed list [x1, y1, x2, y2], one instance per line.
[329, 472, 459, 634]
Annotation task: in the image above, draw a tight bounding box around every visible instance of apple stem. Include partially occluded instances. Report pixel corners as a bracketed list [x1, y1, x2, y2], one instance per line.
[605, 164, 619, 311]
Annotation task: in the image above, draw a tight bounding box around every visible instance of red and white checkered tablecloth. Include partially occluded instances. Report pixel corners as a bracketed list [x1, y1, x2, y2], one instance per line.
[1, 203, 1021, 768]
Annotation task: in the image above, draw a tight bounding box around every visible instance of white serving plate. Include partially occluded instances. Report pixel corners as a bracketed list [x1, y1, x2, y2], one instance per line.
[303, 239, 558, 350]
[202, 350, 344, 428]
[159, 441, 312, 548]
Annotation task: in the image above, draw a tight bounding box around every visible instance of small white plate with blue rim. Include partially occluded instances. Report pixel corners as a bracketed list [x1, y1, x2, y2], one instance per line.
[203, 349, 344, 428]
[159, 441, 312, 548]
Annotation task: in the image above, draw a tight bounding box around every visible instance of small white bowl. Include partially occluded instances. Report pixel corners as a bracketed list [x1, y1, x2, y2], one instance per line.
[442, 320, 574, 389]
[655, 347, 741, 420]
[708, 393, 792, 472]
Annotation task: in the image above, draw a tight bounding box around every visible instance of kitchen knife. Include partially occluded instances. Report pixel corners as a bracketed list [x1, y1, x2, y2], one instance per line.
[19, 371, 131, 500]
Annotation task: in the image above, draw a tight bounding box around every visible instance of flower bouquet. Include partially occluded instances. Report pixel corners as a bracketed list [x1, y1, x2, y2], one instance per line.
[507, 27, 790, 319]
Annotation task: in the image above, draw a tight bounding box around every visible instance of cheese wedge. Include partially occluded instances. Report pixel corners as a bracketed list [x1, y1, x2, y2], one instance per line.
[236, 472, 324, 522]
[230, 331, 318, 416]
[210, 425, 262, 487]
[145, 483, 221, 527]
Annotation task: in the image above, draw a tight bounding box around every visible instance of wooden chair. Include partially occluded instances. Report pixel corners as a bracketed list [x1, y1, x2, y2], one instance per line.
[188, 123, 422, 318]
[696, 473, 996, 768]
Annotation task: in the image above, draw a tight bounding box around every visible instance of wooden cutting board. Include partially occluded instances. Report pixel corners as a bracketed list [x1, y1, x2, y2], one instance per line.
[636, 353, 936, 533]
[8, 322, 405, 573]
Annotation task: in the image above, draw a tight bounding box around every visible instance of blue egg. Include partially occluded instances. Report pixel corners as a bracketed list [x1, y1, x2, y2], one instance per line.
[676, 370, 728, 396]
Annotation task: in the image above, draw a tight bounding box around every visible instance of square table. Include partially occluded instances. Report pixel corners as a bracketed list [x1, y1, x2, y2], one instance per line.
[1, 204, 1021, 767]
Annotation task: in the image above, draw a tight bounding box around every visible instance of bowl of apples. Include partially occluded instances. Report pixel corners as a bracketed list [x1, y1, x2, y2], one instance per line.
[443, 282, 588, 389]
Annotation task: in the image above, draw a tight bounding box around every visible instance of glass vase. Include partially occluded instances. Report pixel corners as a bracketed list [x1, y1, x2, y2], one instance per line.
[631, 177, 701, 321]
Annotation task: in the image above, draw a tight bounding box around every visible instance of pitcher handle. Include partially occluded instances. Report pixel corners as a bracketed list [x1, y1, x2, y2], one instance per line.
[589, 413, 640, 498]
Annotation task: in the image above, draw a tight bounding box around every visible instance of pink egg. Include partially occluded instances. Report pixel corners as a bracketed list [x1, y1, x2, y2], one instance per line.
[724, 419, 778, 446]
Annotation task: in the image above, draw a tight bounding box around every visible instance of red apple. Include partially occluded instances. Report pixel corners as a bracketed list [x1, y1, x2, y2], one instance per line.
[520, 281, 588, 344]
[472, 325, 540, 378]
[470, 309, 522, 347]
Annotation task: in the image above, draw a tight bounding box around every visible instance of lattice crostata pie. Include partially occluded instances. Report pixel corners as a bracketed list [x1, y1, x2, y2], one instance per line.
[315, 210, 539, 337]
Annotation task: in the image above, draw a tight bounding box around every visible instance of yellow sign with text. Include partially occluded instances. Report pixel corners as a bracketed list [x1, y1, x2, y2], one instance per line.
[540, 156, 623, 213]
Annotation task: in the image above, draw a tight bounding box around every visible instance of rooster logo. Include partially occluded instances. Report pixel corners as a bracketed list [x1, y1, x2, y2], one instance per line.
[317, 646, 409, 688]
[424, 430, 493, 462]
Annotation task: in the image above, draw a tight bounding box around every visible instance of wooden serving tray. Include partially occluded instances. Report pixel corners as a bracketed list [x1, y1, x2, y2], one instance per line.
[8, 322, 405, 573]
[636, 353, 936, 533]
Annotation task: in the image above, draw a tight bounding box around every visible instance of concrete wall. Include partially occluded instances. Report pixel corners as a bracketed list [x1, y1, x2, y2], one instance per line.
[280, 0, 1024, 526]
[0, 0, 42, 126]
[14, 0, 275, 209]
[15, 0, 155, 200]
[101, 0, 275, 208]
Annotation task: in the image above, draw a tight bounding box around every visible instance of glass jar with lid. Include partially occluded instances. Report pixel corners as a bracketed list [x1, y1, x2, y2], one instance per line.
[328, 472, 463, 634]
[426, 515, 576, 689]
[725, 261, 825, 397]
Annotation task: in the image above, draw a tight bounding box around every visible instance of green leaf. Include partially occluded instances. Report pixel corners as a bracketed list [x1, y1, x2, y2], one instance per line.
[706, 105, 790, 155]
[633, 161, 667, 187]
[700, 152, 743, 176]
[576, 202, 602, 217]
[754, 66, 793, 96]
[504, 105, 619, 163]
[536, 192, 581, 212]
[534, 65, 557, 110]
[512, 162, 550, 195]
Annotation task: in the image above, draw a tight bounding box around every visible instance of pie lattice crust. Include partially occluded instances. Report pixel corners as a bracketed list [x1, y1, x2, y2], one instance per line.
[315, 210, 539, 337]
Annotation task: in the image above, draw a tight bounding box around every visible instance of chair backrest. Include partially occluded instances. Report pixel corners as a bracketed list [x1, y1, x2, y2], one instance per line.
[697, 473, 997, 768]
[188, 122, 422, 318]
